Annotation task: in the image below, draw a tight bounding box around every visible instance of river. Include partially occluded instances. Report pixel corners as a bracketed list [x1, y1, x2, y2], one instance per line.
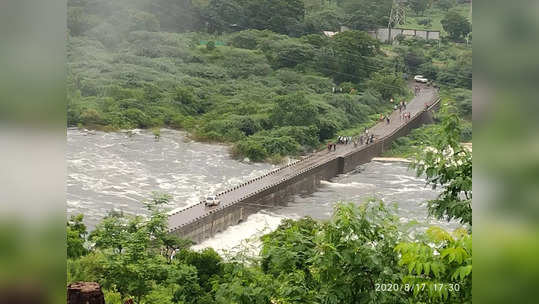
[68, 128, 454, 254]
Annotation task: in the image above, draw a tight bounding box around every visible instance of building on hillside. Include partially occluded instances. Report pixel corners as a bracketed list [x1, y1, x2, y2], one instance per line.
[368, 28, 440, 43]
[322, 31, 338, 37]
[322, 26, 350, 38]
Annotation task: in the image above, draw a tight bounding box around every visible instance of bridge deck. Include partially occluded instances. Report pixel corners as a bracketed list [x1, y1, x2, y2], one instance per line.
[168, 85, 438, 231]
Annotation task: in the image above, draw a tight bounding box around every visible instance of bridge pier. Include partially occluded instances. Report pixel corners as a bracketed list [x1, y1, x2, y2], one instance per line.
[169, 97, 441, 243]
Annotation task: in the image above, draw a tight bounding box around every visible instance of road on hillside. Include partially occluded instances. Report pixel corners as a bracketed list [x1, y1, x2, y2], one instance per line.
[168, 84, 438, 231]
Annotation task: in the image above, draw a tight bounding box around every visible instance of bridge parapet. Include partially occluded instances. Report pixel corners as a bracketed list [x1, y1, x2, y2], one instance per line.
[168, 90, 441, 241]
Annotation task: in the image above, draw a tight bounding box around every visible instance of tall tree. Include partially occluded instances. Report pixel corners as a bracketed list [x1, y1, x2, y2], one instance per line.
[67, 214, 88, 258]
[412, 108, 472, 226]
[408, 0, 430, 16]
[329, 30, 380, 83]
[205, 0, 305, 35]
[441, 10, 471, 41]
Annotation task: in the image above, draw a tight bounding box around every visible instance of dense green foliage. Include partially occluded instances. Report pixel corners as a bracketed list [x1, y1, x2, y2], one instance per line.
[411, 108, 472, 226]
[408, 0, 430, 16]
[69, 197, 472, 304]
[441, 10, 472, 41]
[67, 1, 474, 303]
[67, 0, 471, 162]
[67, 108, 472, 304]
[396, 226, 472, 303]
[384, 33, 472, 158]
[68, 200, 472, 304]
[67, 0, 410, 162]
[67, 214, 88, 259]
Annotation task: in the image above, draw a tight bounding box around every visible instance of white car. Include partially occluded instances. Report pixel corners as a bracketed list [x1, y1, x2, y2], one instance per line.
[414, 75, 428, 83]
[204, 195, 220, 207]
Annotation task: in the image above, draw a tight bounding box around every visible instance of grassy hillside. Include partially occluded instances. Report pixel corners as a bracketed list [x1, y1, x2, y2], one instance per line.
[403, 2, 471, 33]
[67, 0, 471, 161]
[68, 29, 408, 162]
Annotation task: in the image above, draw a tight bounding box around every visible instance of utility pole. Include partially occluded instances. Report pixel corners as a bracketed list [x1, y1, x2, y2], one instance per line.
[387, 0, 407, 44]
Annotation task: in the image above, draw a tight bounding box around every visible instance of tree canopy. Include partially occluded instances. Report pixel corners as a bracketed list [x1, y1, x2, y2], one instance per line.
[441, 10, 471, 41]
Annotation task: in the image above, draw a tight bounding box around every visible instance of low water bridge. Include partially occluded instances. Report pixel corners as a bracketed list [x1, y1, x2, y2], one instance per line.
[168, 86, 441, 243]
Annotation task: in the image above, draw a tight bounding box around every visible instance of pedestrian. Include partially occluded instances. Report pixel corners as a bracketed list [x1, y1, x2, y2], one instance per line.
[333, 143, 336, 151]
[394, 104, 397, 111]
[403, 101, 406, 110]
[386, 116, 390, 124]
[328, 142, 331, 151]
[399, 104, 402, 113]
[370, 134, 374, 143]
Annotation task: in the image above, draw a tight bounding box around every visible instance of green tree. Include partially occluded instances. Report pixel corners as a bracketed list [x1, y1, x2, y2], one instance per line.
[266, 41, 316, 69]
[436, 0, 457, 10]
[206, 40, 216, 51]
[340, 0, 393, 30]
[88, 194, 179, 303]
[311, 202, 405, 303]
[441, 10, 471, 41]
[206, 0, 305, 35]
[329, 30, 380, 83]
[403, 48, 426, 75]
[67, 214, 88, 259]
[259, 201, 406, 303]
[408, 0, 430, 16]
[365, 71, 406, 100]
[395, 226, 472, 303]
[177, 248, 224, 290]
[270, 94, 317, 127]
[67, 6, 97, 36]
[411, 108, 472, 226]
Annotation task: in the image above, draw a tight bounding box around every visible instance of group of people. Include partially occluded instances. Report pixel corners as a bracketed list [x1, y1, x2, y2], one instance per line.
[328, 131, 376, 152]
[401, 111, 412, 121]
[380, 114, 391, 125]
[337, 135, 352, 144]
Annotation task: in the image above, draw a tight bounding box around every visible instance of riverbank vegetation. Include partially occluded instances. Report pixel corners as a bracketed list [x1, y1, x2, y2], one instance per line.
[67, 0, 471, 162]
[67, 111, 472, 303]
[383, 32, 472, 157]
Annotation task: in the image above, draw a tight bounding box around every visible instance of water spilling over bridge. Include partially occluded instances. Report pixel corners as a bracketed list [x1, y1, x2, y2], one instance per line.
[168, 86, 440, 243]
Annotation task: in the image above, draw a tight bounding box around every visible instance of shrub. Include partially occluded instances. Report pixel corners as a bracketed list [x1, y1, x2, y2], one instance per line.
[234, 139, 268, 161]
[417, 18, 432, 27]
[206, 41, 216, 51]
[123, 108, 151, 128]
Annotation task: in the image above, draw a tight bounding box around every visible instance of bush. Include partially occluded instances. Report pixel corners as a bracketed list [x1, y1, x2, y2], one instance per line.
[365, 71, 406, 101]
[80, 108, 104, 125]
[417, 18, 432, 27]
[124, 108, 151, 128]
[206, 41, 216, 51]
[234, 139, 268, 161]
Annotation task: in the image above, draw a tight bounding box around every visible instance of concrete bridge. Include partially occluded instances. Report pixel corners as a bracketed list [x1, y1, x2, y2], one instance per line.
[168, 86, 441, 243]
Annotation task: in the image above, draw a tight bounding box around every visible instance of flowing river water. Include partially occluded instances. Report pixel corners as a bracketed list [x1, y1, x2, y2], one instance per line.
[68, 128, 455, 254]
